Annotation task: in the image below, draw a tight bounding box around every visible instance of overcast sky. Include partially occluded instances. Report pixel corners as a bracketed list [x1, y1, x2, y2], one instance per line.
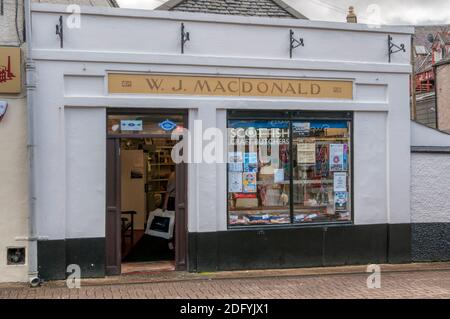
[116, 0, 450, 25]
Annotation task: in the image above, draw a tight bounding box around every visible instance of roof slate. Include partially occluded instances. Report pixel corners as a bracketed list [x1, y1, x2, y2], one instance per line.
[157, 0, 307, 19]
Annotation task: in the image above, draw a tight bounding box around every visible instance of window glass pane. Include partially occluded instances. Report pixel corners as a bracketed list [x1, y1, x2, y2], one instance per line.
[108, 114, 184, 135]
[228, 120, 291, 226]
[292, 120, 352, 224]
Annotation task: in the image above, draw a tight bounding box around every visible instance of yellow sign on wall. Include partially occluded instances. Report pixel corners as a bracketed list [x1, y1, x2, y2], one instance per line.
[0, 47, 21, 94]
[108, 73, 353, 99]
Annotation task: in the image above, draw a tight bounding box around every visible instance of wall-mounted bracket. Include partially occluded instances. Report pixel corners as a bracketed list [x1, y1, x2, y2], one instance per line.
[55, 16, 64, 48]
[289, 29, 304, 59]
[181, 23, 190, 54]
[388, 35, 405, 63]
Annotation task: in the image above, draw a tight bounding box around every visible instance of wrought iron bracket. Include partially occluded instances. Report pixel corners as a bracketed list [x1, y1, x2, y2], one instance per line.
[55, 16, 64, 48]
[289, 29, 304, 59]
[181, 23, 190, 54]
[388, 35, 405, 63]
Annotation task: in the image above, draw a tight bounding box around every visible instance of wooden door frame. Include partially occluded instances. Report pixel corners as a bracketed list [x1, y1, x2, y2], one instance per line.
[105, 109, 189, 274]
[105, 138, 122, 275]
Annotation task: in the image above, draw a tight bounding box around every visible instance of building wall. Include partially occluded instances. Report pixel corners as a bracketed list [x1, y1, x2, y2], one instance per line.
[0, 0, 25, 45]
[411, 121, 450, 262]
[0, 0, 115, 283]
[437, 63, 450, 133]
[0, 0, 28, 283]
[29, 4, 413, 278]
[32, 0, 114, 7]
[411, 152, 450, 261]
[0, 97, 29, 283]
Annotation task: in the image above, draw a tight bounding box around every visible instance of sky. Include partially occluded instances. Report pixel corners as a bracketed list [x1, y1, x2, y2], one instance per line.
[116, 0, 450, 25]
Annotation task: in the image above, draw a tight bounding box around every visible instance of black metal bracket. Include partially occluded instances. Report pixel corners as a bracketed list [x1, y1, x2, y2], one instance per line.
[55, 15, 63, 48]
[289, 29, 304, 59]
[181, 23, 190, 54]
[388, 35, 405, 63]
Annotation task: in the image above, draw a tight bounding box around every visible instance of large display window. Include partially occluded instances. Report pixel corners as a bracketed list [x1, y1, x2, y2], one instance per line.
[227, 111, 352, 227]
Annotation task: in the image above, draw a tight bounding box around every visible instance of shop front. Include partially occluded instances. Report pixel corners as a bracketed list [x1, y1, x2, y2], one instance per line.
[29, 3, 413, 279]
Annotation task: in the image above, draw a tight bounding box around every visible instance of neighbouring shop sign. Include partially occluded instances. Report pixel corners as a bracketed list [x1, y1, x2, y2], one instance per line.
[0, 47, 21, 94]
[108, 73, 353, 99]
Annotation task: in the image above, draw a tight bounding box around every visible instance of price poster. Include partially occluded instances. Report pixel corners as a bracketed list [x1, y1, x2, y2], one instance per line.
[329, 144, 345, 171]
[244, 152, 258, 172]
[228, 152, 243, 172]
[228, 172, 243, 193]
[333, 172, 347, 192]
[297, 143, 316, 164]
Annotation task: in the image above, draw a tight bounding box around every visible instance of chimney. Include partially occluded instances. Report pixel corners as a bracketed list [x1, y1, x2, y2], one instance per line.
[346, 6, 357, 23]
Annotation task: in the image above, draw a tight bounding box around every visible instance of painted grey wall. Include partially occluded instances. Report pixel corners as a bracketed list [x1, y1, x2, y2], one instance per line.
[411, 121, 450, 147]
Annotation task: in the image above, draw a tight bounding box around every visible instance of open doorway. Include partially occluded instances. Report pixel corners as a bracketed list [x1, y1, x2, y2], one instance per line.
[105, 110, 187, 276]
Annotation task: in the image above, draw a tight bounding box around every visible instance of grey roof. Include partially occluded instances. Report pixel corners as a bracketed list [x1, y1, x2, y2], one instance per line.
[156, 0, 308, 19]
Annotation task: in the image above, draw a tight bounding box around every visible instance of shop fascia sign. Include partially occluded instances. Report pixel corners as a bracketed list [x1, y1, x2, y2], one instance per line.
[0, 47, 21, 94]
[108, 73, 353, 99]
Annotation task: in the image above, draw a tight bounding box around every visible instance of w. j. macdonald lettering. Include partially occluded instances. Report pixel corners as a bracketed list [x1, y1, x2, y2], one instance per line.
[109, 74, 353, 99]
[144, 77, 321, 96]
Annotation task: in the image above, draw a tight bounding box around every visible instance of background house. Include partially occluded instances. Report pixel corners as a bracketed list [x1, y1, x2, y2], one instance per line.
[413, 25, 450, 131]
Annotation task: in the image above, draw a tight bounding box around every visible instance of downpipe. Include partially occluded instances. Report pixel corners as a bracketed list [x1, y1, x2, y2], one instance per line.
[24, 0, 40, 287]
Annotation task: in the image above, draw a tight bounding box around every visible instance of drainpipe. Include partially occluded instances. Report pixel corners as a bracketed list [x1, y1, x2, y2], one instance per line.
[24, 0, 39, 286]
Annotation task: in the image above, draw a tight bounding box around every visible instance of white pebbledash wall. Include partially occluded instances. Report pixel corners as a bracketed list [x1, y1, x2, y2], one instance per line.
[410, 122, 450, 261]
[29, 4, 413, 242]
[411, 122, 450, 224]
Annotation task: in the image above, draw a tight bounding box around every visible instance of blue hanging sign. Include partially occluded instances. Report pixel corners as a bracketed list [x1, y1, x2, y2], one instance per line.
[159, 119, 177, 131]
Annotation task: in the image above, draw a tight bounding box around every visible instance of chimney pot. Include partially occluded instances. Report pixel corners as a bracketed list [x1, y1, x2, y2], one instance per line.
[347, 6, 357, 23]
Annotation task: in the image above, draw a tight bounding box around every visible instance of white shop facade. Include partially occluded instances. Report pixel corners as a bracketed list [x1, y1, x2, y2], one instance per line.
[29, 3, 413, 280]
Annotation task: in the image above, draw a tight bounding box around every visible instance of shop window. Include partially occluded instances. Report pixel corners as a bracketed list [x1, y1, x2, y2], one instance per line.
[227, 113, 352, 227]
[228, 120, 291, 226]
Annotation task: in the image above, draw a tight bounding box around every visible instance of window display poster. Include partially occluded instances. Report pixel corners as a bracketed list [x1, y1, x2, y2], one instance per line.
[242, 172, 257, 193]
[315, 144, 329, 177]
[334, 192, 348, 211]
[228, 152, 243, 172]
[228, 172, 243, 193]
[293, 122, 310, 136]
[274, 169, 285, 183]
[244, 152, 258, 172]
[333, 172, 347, 192]
[297, 143, 316, 164]
[329, 144, 345, 171]
[343, 144, 348, 170]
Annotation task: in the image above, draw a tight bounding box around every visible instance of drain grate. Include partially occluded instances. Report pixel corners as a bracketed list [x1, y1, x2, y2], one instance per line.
[7, 248, 26, 265]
